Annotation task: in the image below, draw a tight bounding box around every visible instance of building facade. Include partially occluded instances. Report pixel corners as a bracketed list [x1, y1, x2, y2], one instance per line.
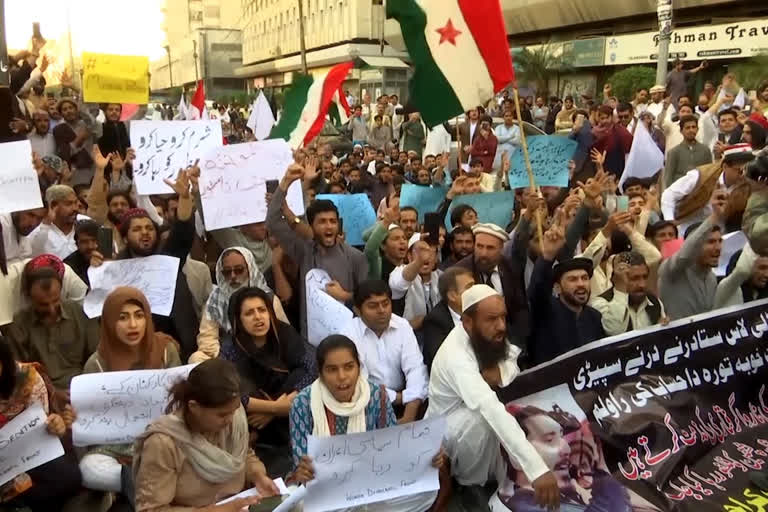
[381, 0, 768, 102]
[150, 0, 245, 98]
[237, 0, 410, 102]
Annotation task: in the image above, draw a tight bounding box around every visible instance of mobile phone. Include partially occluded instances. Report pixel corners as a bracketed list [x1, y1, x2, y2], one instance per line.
[616, 196, 629, 212]
[97, 226, 113, 258]
[424, 212, 441, 245]
[32, 22, 42, 39]
[249, 496, 284, 512]
[265, 179, 279, 193]
[338, 217, 344, 234]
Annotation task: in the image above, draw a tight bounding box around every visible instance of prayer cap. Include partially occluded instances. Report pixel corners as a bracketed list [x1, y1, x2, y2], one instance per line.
[553, 257, 594, 282]
[472, 223, 509, 243]
[461, 284, 501, 313]
[408, 233, 421, 250]
[649, 85, 666, 94]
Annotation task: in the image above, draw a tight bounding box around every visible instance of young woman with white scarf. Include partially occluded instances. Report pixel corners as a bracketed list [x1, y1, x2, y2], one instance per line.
[288, 335, 445, 511]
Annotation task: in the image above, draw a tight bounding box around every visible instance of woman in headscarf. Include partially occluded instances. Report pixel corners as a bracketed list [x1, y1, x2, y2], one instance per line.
[0, 337, 81, 512]
[133, 359, 279, 511]
[222, 287, 316, 476]
[190, 247, 287, 363]
[288, 335, 444, 512]
[77, 287, 181, 501]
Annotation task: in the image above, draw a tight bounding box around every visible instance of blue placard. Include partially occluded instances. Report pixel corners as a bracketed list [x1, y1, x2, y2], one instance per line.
[316, 194, 376, 247]
[509, 135, 577, 189]
[448, 191, 516, 230]
[398, 184, 447, 223]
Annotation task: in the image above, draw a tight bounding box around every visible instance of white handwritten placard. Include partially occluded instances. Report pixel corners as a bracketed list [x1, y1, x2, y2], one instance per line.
[71, 364, 196, 446]
[0, 404, 65, 486]
[199, 139, 304, 230]
[84, 255, 180, 318]
[304, 417, 445, 512]
[131, 120, 223, 195]
[0, 140, 44, 214]
[305, 269, 353, 347]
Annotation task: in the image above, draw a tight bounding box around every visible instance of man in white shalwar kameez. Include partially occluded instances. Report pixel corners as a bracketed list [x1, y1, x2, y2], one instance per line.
[426, 285, 560, 509]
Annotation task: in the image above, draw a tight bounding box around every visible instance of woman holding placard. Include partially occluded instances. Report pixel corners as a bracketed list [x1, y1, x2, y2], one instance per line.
[288, 335, 445, 511]
[221, 286, 315, 476]
[133, 358, 279, 511]
[0, 338, 81, 511]
[76, 287, 182, 502]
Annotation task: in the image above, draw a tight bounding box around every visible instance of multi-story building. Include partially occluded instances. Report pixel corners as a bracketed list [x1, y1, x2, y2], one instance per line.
[151, 0, 245, 98]
[236, 0, 411, 102]
[382, 0, 768, 101]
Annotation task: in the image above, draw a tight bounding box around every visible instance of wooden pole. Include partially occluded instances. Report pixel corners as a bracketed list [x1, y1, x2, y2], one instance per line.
[512, 88, 544, 253]
[455, 116, 462, 172]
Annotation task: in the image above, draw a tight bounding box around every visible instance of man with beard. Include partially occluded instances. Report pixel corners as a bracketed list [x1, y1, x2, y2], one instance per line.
[440, 225, 474, 270]
[90, 169, 199, 360]
[268, 164, 368, 336]
[457, 218, 536, 350]
[63, 220, 100, 288]
[592, 252, 666, 336]
[7, 255, 98, 389]
[528, 226, 604, 366]
[422, 267, 475, 371]
[56, 98, 98, 185]
[28, 184, 81, 259]
[493, 405, 632, 512]
[716, 245, 768, 308]
[340, 280, 427, 424]
[426, 285, 559, 510]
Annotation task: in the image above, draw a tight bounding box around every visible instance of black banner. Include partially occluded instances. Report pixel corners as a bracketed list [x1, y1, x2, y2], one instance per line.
[495, 299, 768, 512]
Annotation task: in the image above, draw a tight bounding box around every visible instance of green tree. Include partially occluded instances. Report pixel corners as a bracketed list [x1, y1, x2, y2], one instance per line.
[605, 66, 656, 103]
[514, 43, 573, 97]
[729, 54, 768, 91]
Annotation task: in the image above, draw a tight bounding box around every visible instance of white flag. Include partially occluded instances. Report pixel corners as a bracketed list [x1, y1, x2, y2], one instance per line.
[619, 121, 664, 192]
[177, 95, 189, 120]
[247, 91, 276, 140]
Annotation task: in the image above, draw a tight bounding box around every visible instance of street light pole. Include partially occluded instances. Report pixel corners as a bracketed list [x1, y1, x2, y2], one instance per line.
[0, 0, 9, 86]
[165, 46, 173, 88]
[297, 0, 308, 74]
[655, 0, 673, 86]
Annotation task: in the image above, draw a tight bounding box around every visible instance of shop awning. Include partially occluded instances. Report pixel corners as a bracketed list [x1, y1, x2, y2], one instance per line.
[359, 56, 409, 69]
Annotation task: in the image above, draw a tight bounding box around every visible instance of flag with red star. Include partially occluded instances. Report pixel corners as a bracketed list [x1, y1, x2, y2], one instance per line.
[387, 0, 514, 126]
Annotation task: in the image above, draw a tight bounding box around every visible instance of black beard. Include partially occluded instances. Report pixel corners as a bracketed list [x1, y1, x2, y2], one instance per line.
[107, 212, 121, 225]
[128, 242, 157, 258]
[469, 329, 509, 370]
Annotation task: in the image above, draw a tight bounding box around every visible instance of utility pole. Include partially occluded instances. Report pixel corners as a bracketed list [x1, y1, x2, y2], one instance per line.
[0, 0, 8, 86]
[165, 45, 173, 88]
[655, 0, 673, 86]
[66, 0, 77, 90]
[192, 39, 199, 82]
[297, 0, 308, 74]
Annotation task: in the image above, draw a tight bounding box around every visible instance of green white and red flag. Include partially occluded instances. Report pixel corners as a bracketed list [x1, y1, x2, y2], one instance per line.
[387, 0, 515, 126]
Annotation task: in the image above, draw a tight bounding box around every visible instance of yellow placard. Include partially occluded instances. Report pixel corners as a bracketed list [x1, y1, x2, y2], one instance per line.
[82, 52, 150, 105]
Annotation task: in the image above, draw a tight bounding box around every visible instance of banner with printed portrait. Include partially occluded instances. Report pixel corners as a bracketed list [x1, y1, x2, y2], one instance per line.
[495, 299, 768, 512]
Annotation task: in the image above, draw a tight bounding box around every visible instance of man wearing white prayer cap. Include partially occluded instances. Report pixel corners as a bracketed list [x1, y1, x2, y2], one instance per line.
[426, 284, 560, 510]
[455, 220, 533, 348]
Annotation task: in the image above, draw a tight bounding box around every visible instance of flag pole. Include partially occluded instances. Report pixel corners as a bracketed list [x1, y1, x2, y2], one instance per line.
[455, 116, 462, 172]
[512, 87, 544, 253]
